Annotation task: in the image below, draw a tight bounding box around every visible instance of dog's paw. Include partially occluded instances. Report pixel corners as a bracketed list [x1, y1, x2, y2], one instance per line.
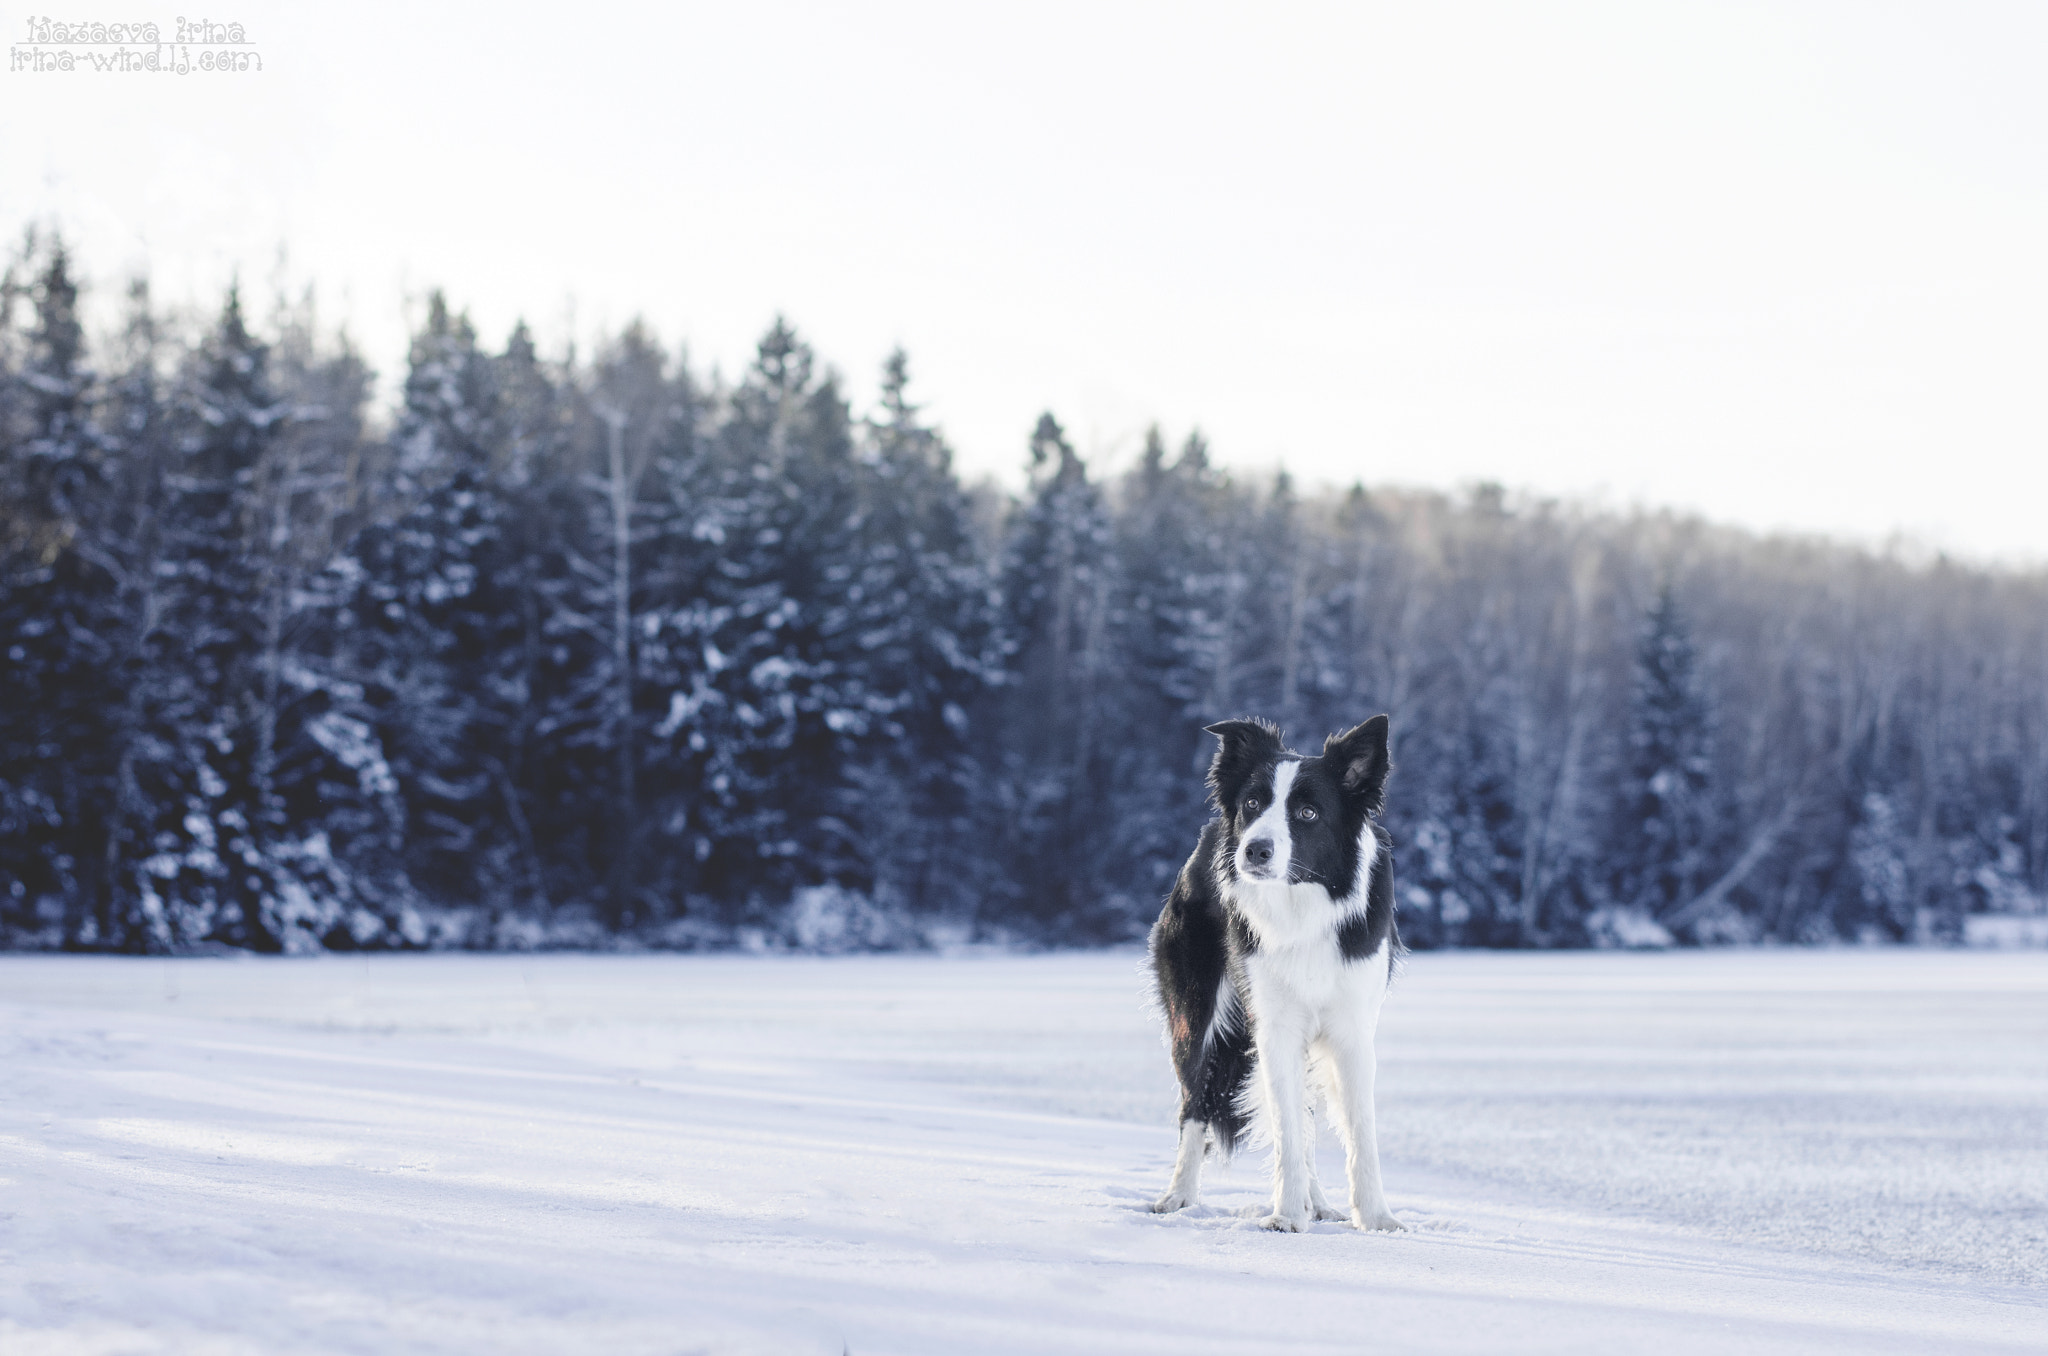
[1259, 1212, 1308, 1233]
[1150, 1191, 1195, 1214]
[1352, 1209, 1405, 1233]
[1312, 1201, 1350, 1223]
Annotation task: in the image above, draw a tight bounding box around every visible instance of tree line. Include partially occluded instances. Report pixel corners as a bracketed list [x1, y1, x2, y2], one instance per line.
[4, 235, 2044, 952]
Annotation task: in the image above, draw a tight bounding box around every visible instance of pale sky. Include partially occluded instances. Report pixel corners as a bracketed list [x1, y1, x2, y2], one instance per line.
[5, 2, 2045, 562]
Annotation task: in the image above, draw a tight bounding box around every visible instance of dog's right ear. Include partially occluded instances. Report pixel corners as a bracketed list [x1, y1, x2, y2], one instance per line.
[1204, 718, 1284, 811]
[1324, 714, 1392, 815]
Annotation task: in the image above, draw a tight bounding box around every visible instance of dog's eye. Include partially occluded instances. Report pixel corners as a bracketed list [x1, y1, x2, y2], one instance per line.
[1243, 798, 1261, 817]
[1295, 805, 1317, 822]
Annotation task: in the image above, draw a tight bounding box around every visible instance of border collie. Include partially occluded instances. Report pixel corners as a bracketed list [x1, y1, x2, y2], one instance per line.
[1148, 715, 1402, 1232]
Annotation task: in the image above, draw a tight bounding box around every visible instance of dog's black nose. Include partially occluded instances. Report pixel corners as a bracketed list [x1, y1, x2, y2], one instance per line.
[1244, 838, 1274, 867]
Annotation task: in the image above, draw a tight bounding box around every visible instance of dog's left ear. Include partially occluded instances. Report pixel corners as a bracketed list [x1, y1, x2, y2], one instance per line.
[1204, 717, 1285, 812]
[1325, 715, 1391, 814]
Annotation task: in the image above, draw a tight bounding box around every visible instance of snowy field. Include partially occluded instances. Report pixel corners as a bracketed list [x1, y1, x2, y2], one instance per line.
[3, 950, 2045, 1355]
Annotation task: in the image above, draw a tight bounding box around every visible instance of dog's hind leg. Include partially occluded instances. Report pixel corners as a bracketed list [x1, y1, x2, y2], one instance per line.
[1152, 1119, 1208, 1213]
[1305, 1162, 1344, 1222]
[1302, 1113, 1348, 1223]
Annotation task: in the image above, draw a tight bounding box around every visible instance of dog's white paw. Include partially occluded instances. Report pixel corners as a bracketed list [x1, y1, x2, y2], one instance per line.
[1353, 1209, 1404, 1232]
[1311, 1201, 1349, 1223]
[1259, 1211, 1308, 1233]
[1151, 1191, 1195, 1214]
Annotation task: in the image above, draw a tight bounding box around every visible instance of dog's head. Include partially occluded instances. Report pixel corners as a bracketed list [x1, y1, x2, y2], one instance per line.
[1204, 715, 1391, 896]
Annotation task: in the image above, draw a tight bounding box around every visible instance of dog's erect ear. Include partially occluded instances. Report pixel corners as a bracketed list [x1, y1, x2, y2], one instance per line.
[1204, 718, 1285, 811]
[1324, 715, 1391, 813]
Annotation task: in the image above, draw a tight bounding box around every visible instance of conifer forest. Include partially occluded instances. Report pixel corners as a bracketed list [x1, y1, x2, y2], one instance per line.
[4, 236, 2046, 953]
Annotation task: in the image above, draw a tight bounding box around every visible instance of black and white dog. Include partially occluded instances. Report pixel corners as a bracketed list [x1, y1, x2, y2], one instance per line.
[1148, 715, 1402, 1232]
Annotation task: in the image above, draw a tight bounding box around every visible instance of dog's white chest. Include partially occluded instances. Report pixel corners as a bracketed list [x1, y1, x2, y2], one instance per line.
[1243, 932, 1386, 1029]
[1231, 878, 1339, 949]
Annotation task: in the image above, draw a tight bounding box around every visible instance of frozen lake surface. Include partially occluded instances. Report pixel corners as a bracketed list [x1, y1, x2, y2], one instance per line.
[2, 948, 2044, 1354]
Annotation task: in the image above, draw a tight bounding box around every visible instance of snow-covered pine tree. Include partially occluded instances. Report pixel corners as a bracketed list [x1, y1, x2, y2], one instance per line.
[1108, 426, 1239, 895]
[339, 295, 539, 931]
[0, 236, 123, 946]
[989, 412, 1125, 935]
[87, 284, 401, 951]
[839, 349, 1003, 929]
[635, 319, 886, 931]
[112, 286, 293, 948]
[544, 319, 692, 927]
[83, 280, 178, 950]
[482, 318, 575, 919]
[1432, 716, 1528, 946]
[1620, 585, 1713, 927]
[632, 341, 779, 929]
[256, 300, 420, 948]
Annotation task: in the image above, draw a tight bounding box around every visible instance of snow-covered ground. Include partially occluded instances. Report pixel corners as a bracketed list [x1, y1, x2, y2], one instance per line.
[2, 949, 2044, 1354]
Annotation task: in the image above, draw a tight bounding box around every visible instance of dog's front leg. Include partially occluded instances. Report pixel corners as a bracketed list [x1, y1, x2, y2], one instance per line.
[1327, 1023, 1401, 1232]
[1254, 1015, 1312, 1231]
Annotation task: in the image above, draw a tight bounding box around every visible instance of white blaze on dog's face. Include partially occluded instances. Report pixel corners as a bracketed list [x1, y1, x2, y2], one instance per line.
[1233, 758, 1300, 882]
